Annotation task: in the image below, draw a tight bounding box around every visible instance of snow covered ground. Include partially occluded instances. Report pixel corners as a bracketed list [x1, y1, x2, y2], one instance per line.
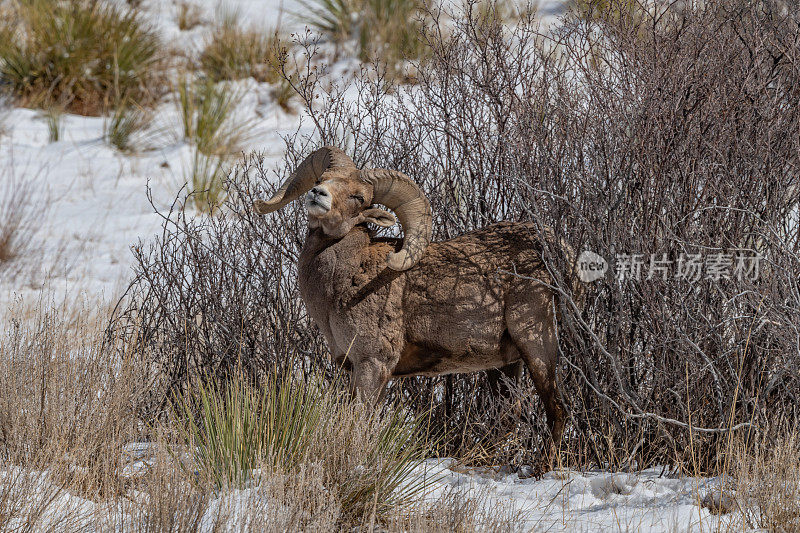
[0, 0, 748, 530]
[0, 456, 738, 532]
[416, 460, 737, 532]
[0, 90, 298, 307]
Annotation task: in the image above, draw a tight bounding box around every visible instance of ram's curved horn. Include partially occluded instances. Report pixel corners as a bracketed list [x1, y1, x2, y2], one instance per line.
[361, 169, 432, 271]
[253, 146, 355, 215]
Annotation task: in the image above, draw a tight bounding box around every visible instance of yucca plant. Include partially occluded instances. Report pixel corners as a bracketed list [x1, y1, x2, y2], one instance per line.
[170, 369, 431, 523]
[177, 77, 255, 212]
[0, 0, 163, 115]
[296, 0, 361, 49]
[173, 372, 263, 487]
[360, 0, 428, 66]
[297, 0, 427, 72]
[176, 76, 253, 157]
[171, 370, 326, 486]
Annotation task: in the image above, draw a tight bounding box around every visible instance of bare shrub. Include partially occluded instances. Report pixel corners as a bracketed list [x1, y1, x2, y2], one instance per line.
[285, 0, 800, 469]
[113, 0, 800, 474]
[110, 162, 329, 417]
[0, 167, 50, 284]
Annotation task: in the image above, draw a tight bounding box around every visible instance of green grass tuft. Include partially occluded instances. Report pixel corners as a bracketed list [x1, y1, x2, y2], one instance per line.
[176, 76, 256, 213]
[43, 106, 62, 143]
[106, 99, 147, 152]
[184, 149, 228, 213]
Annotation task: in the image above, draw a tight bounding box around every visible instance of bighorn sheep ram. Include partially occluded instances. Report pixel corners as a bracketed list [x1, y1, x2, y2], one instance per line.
[254, 146, 568, 446]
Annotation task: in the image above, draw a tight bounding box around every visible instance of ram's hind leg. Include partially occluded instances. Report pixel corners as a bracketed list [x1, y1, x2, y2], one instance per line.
[506, 288, 565, 466]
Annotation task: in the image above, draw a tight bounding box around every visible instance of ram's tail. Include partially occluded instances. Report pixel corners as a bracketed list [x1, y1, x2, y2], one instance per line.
[538, 225, 587, 316]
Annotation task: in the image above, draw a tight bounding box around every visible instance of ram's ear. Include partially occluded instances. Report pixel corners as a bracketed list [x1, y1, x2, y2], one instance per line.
[362, 207, 396, 228]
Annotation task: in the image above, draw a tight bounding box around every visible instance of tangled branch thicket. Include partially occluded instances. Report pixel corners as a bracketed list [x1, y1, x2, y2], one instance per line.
[112, 0, 800, 471]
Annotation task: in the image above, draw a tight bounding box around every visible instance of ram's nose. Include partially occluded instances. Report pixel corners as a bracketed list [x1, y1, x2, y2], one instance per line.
[310, 186, 329, 198]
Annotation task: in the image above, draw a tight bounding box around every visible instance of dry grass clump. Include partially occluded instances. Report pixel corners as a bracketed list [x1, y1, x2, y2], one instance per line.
[386, 489, 523, 532]
[0, 304, 465, 531]
[0, 176, 37, 267]
[0, 0, 163, 116]
[0, 167, 50, 285]
[0, 304, 144, 498]
[176, 0, 204, 31]
[734, 427, 800, 531]
[200, 14, 283, 83]
[99, 441, 211, 531]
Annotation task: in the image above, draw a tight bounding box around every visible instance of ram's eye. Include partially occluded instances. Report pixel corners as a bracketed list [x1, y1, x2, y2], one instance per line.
[350, 194, 365, 204]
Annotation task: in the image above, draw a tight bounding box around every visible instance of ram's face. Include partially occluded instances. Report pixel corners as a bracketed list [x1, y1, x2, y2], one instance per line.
[305, 174, 395, 238]
[253, 146, 430, 271]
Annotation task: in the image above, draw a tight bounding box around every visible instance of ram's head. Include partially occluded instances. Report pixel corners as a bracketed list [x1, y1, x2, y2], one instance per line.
[254, 146, 432, 271]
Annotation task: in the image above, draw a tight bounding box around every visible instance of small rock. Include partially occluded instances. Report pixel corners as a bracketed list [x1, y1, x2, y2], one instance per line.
[700, 489, 737, 515]
[517, 465, 536, 479]
[497, 464, 516, 476]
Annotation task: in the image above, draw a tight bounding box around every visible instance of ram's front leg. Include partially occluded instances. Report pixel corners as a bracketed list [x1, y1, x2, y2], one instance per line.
[350, 359, 390, 405]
